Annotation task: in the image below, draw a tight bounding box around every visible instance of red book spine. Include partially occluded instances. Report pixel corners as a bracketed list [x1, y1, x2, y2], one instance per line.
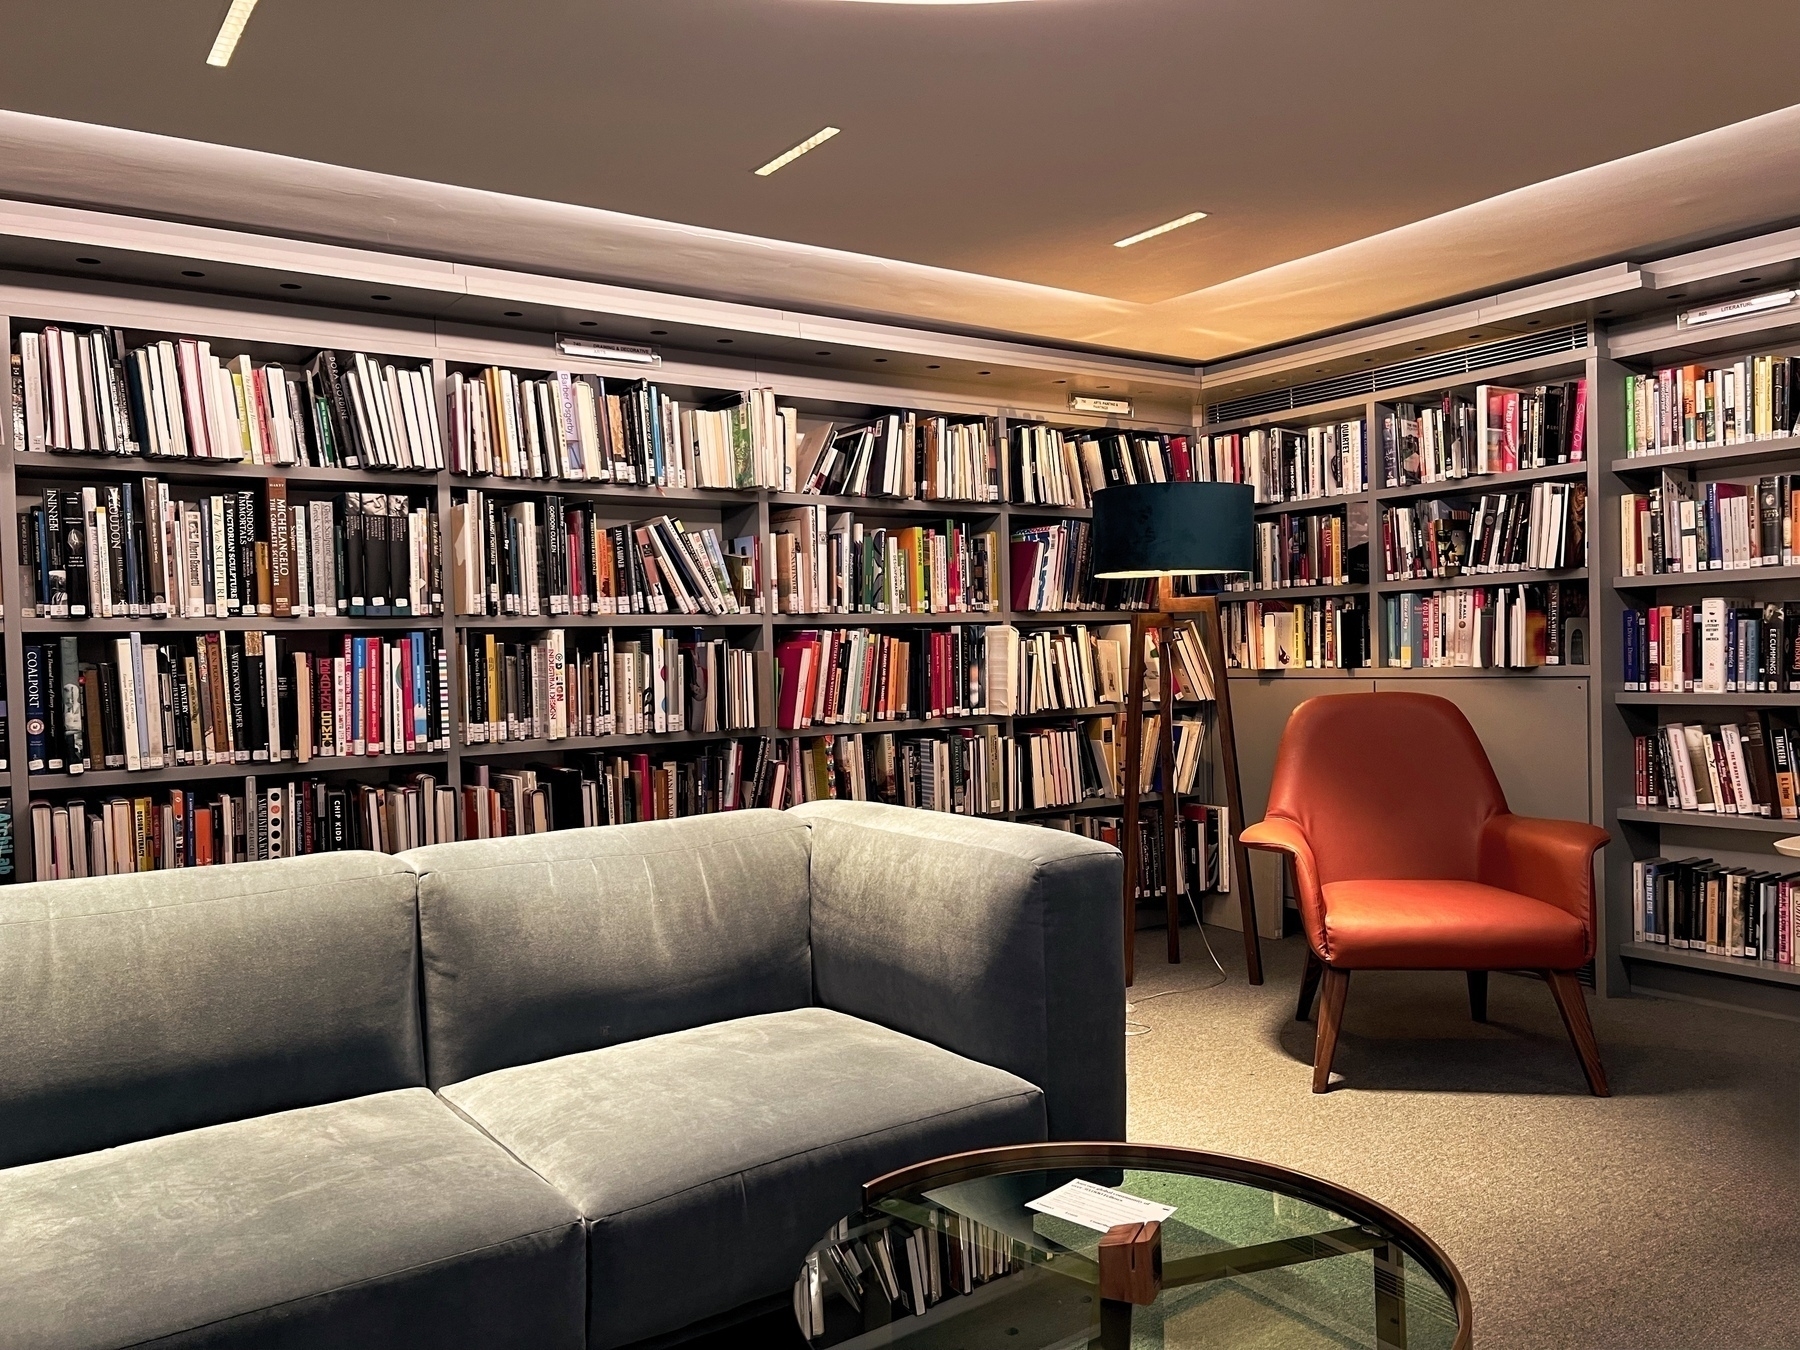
[366, 635, 383, 755]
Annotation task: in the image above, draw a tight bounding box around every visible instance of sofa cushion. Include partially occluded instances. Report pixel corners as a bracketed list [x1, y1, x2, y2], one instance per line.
[441, 1007, 1047, 1349]
[0, 852, 423, 1170]
[402, 810, 813, 1088]
[0, 1088, 584, 1350]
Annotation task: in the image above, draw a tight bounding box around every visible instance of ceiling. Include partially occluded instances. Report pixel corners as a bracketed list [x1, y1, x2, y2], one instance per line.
[4, 0, 1800, 363]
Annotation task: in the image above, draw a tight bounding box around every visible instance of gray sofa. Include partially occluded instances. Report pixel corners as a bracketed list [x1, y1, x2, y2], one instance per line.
[0, 802, 1124, 1349]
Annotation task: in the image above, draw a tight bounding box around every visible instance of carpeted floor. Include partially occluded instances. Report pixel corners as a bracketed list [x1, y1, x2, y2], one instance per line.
[1126, 925, 1800, 1350]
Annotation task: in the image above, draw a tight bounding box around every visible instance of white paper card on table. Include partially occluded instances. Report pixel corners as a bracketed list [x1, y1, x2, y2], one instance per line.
[1024, 1179, 1177, 1233]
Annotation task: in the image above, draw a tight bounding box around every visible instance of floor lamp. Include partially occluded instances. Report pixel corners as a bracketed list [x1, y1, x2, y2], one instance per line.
[1092, 481, 1261, 987]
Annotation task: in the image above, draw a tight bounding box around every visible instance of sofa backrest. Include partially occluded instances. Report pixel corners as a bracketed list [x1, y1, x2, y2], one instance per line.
[0, 852, 424, 1169]
[402, 809, 813, 1087]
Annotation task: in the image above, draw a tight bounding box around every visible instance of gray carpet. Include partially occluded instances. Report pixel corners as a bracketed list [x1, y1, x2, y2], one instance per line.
[1126, 926, 1800, 1350]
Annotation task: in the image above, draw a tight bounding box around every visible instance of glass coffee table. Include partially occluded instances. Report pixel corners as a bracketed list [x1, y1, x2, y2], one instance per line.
[794, 1143, 1467, 1350]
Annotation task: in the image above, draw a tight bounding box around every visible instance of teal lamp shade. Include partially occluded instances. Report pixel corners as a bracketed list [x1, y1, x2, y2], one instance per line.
[1091, 481, 1254, 578]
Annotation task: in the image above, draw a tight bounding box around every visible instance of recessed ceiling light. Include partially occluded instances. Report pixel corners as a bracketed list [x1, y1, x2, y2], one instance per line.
[650, 329, 668, 336]
[77, 257, 101, 265]
[370, 293, 390, 301]
[1113, 211, 1208, 249]
[927, 364, 940, 369]
[874, 357, 888, 363]
[182, 269, 205, 278]
[717, 338, 734, 344]
[206, 0, 260, 67]
[1527, 320, 1539, 326]
[503, 310, 522, 317]
[1743, 277, 1761, 284]
[754, 127, 841, 177]
[580, 320, 598, 327]
[815, 350, 831, 356]
[280, 282, 302, 290]
[1415, 346, 1425, 351]
[978, 370, 991, 376]
[1054, 379, 1067, 384]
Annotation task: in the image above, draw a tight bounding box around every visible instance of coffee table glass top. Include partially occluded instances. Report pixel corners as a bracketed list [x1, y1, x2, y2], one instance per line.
[795, 1143, 1465, 1350]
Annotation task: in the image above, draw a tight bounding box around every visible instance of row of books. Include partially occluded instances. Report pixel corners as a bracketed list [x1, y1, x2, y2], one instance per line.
[994, 619, 1212, 716]
[1381, 482, 1586, 581]
[460, 629, 763, 743]
[1197, 421, 1369, 503]
[1222, 597, 1369, 671]
[1007, 423, 1108, 509]
[25, 772, 455, 879]
[1032, 804, 1230, 902]
[774, 626, 991, 729]
[1381, 381, 1586, 486]
[21, 630, 450, 774]
[1617, 473, 1800, 576]
[800, 414, 998, 503]
[1631, 854, 1797, 963]
[1623, 354, 1800, 456]
[1008, 520, 1151, 613]
[1380, 583, 1583, 669]
[1632, 717, 1792, 818]
[13, 326, 439, 469]
[448, 492, 755, 617]
[1620, 599, 1800, 693]
[446, 369, 795, 489]
[1235, 509, 1354, 589]
[768, 506, 997, 615]
[795, 1214, 1017, 1339]
[21, 482, 439, 621]
[1012, 714, 1209, 810]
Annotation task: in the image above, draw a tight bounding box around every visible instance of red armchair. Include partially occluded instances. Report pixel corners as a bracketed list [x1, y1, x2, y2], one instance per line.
[1240, 692, 1610, 1095]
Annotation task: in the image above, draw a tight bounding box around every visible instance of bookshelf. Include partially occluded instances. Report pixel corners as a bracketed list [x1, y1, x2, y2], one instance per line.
[0, 272, 1223, 914]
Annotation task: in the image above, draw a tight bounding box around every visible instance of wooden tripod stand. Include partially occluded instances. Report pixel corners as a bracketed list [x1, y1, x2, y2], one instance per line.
[1119, 581, 1262, 987]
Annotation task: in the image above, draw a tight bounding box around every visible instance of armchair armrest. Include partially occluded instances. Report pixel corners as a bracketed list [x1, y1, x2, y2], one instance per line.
[1240, 816, 1328, 955]
[791, 801, 1124, 1143]
[1478, 813, 1609, 934]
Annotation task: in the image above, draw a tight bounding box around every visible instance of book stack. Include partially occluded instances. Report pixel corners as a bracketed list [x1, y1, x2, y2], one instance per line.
[446, 368, 795, 488]
[773, 625, 990, 729]
[19, 481, 441, 621]
[1236, 509, 1351, 589]
[1618, 472, 1800, 575]
[991, 623, 1126, 716]
[1199, 421, 1367, 503]
[1182, 803, 1232, 895]
[1009, 522, 1151, 613]
[1633, 716, 1790, 818]
[13, 326, 441, 469]
[1009, 424, 1101, 508]
[28, 773, 454, 878]
[451, 493, 754, 617]
[23, 629, 449, 773]
[1381, 582, 1585, 669]
[798, 413, 998, 502]
[785, 728, 1013, 817]
[1623, 353, 1800, 456]
[1631, 854, 1798, 963]
[460, 628, 763, 744]
[1621, 599, 1798, 692]
[1382, 381, 1585, 487]
[1223, 597, 1368, 670]
[1383, 482, 1585, 581]
[767, 506, 997, 615]
[794, 1213, 1018, 1338]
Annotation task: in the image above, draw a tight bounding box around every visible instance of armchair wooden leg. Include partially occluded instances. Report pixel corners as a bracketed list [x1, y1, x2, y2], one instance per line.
[1466, 971, 1488, 1023]
[1545, 970, 1610, 1097]
[1312, 968, 1350, 1093]
[1297, 949, 1324, 1021]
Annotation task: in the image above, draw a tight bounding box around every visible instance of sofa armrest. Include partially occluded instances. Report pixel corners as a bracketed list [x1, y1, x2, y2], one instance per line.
[791, 801, 1124, 1143]
[1479, 813, 1609, 936]
[1240, 816, 1329, 957]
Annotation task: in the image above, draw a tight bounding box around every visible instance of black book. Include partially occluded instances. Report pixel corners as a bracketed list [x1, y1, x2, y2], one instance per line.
[97, 660, 124, 768]
[307, 352, 359, 470]
[225, 635, 249, 763]
[244, 630, 268, 762]
[340, 494, 366, 616]
[42, 492, 67, 617]
[365, 494, 390, 617]
[103, 486, 127, 612]
[60, 490, 88, 618]
[237, 489, 259, 613]
[387, 494, 410, 617]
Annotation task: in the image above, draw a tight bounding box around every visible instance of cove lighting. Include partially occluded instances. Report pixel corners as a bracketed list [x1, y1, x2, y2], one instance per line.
[754, 128, 841, 177]
[206, 0, 261, 67]
[1113, 211, 1208, 248]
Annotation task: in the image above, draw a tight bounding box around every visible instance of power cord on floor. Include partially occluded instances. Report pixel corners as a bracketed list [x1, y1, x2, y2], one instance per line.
[1125, 893, 1231, 1037]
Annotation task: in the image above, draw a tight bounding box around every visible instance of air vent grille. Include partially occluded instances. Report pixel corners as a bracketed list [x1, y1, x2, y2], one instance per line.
[1206, 323, 1589, 426]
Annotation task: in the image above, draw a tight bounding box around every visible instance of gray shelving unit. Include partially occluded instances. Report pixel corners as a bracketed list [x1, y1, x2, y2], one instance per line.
[0, 277, 1202, 883]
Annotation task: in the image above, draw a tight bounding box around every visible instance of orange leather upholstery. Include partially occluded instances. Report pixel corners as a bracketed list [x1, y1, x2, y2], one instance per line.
[1240, 692, 1607, 972]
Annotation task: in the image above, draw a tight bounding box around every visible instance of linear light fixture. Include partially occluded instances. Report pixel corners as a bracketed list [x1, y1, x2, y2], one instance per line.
[1113, 211, 1208, 249]
[1678, 288, 1800, 328]
[206, 0, 261, 66]
[755, 127, 841, 177]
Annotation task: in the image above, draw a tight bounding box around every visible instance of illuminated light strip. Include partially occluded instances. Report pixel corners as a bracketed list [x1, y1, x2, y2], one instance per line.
[1113, 211, 1208, 248]
[206, 0, 261, 67]
[754, 127, 842, 177]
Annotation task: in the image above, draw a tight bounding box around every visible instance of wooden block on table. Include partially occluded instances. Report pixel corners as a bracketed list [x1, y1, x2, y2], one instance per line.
[1097, 1219, 1162, 1305]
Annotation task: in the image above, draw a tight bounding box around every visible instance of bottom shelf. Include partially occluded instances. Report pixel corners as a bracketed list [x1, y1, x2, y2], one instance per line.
[1619, 940, 1800, 988]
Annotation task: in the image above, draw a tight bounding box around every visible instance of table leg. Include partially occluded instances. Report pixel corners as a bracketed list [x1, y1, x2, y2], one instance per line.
[1374, 1241, 1408, 1350]
[1098, 1297, 1134, 1350]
